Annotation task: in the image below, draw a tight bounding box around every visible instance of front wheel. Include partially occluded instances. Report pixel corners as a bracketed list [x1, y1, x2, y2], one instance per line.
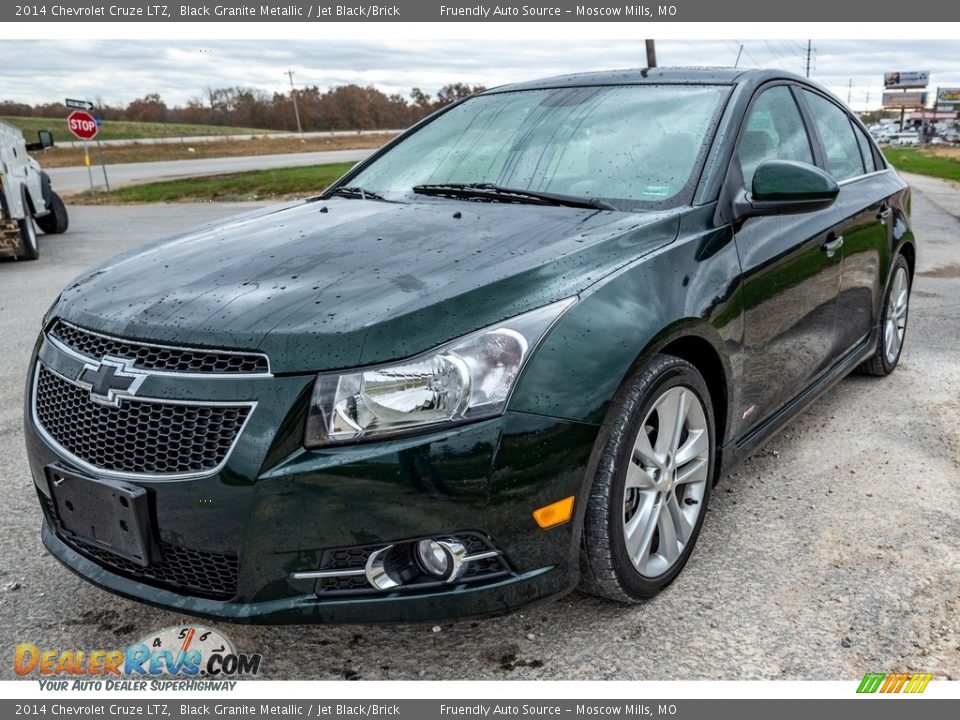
[581, 355, 715, 602]
[36, 190, 69, 234]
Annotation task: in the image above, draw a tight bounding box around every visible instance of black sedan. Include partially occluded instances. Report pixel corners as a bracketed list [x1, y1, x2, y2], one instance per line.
[26, 67, 914, 622]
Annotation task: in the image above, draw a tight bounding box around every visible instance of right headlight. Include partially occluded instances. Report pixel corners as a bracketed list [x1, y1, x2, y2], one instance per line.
[304, 297, 576, 447]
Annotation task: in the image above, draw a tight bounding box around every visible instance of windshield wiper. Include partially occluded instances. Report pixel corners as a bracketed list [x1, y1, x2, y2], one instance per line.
[326, 186, 389, 201]
[412, 183, 616, 211]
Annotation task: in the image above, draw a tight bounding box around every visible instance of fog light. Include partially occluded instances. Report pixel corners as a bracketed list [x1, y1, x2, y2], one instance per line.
[416, 539, 449, 577]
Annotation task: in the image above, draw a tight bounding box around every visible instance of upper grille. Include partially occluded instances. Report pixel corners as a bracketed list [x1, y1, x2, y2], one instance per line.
[49, 320, 269, 375]
[34, 365, 251, 476]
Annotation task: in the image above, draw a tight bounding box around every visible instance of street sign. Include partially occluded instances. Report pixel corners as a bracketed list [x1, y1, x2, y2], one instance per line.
[67, 110, 99, 140]
[884, 71, 929, 90]
[65, 98, 94, 111]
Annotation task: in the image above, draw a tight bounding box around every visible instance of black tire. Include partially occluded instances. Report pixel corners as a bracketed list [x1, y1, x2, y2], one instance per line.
[856, 254, 911, 377]
[36, 190, 69, 234]
[581, 354, 715, 602]
[16, 187, 39, 261]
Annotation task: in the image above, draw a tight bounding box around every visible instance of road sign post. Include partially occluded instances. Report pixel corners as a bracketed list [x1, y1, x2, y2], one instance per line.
[66, 108, 103, 198]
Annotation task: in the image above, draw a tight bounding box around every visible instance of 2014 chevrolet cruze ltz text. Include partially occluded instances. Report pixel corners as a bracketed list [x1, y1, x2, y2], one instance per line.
[25, 68, 915, 623]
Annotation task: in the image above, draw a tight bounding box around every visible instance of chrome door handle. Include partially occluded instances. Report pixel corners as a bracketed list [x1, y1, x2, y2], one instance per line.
[821, 235, 844, 258]
[877, 207, 893, 224]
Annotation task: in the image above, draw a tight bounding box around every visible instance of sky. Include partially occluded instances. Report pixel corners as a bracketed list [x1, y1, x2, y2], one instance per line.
[2, 39, 959, 112]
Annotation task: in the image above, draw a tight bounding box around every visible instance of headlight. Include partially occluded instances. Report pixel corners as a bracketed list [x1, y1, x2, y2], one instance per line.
[304, 298, 576, 446]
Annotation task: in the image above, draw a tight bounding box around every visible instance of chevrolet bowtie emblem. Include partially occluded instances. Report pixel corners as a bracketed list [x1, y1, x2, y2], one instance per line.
[76, 357, 148, 407]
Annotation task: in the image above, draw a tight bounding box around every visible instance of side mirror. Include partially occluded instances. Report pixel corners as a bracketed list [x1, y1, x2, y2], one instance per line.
[37, 130, 54, 149]
[733, 159, 839, 222]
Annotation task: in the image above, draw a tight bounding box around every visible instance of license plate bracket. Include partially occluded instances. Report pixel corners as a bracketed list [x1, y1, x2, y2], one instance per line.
[47, 466, 160, 566]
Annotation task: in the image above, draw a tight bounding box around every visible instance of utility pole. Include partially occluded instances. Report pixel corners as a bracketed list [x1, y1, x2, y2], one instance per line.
[805, 40, 811, 78]
[734, 44, 744, 68]
[645, 40, 657, 68]
[286, 69, 303, 133]
[847, 79, 853, 105]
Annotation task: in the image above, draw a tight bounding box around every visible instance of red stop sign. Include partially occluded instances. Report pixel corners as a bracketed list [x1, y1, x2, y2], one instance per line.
[67, 110, 98, 140]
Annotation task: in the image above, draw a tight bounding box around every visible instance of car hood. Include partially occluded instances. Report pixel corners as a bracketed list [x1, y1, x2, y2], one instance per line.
[55, 198, 679, 373]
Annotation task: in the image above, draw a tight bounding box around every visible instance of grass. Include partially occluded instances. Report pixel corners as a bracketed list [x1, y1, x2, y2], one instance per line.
[883, 146, 960, 182]
[27, 132, 393, 169]
[4, 115, 274, 142]
[67, 163, 356, 204]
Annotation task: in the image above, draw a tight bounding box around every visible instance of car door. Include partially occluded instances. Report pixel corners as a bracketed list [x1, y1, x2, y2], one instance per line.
[797, 89, 894, 355]
[732, 84, 844, 435]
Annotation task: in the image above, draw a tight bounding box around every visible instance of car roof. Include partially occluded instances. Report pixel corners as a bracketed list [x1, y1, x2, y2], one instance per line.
[482, 67, 811, 94]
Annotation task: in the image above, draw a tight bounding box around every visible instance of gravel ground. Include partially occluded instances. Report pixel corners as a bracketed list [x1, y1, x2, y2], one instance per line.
[0, 177, 957, 681]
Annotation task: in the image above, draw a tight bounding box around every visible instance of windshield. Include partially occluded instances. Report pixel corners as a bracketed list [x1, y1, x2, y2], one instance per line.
[344, 84, 729, 211]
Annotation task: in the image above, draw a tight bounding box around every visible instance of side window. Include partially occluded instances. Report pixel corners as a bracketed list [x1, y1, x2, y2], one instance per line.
[739, 86, 814, 189]
[851, 122, 878, 173]
[801, 90, 866, 181]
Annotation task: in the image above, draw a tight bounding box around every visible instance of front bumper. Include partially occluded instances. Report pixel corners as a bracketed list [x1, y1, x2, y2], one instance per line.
[28, 385, 600, 623]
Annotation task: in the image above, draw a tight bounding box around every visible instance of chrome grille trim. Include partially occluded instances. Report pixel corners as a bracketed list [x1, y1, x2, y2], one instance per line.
[31, 363, 256, 480]
[48, 319, 272, 378]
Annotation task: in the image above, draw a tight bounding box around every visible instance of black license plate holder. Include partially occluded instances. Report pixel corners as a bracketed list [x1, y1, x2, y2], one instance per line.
[47, 466, 159, 566]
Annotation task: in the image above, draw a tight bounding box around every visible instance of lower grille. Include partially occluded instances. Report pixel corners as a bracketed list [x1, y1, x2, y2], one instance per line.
[42, 493, 239, 600]
[33, 365, 251, 477]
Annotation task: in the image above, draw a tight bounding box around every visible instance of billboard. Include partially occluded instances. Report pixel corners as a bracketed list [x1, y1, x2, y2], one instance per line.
[882, 91, 928, 109]
[937, 87, 960, 107]
[884, 71, 930, 89]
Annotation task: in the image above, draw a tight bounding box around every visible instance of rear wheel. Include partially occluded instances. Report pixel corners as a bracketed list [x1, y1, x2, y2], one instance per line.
[36, 190, 69, 234]
[17, 187, 39, 261]
[857, 254, 911, 376]
[581, 355, 714, 602]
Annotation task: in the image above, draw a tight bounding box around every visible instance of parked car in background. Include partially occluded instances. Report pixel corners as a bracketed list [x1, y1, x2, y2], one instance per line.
[26, 68, 915, 623]
[889, 131, 921, 147]
[0, 120, 69, 261]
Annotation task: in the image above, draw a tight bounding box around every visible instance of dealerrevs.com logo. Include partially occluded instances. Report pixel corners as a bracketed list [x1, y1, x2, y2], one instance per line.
[14, 625, 261, 690]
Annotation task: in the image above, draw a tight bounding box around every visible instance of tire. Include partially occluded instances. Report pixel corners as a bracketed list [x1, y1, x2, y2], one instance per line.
[16, 187, 39, 261]
[857, 254, 911, 377]
[581, 354, 715, 602]
[36, 190, 69, 234]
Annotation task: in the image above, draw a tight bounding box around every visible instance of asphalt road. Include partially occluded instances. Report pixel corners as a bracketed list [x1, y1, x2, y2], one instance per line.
[0, 175, 958, 680]
[47, 148, 374, 194]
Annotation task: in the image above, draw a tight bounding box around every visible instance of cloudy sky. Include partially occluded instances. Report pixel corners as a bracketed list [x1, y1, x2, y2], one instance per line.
[2, 39, 959, 111]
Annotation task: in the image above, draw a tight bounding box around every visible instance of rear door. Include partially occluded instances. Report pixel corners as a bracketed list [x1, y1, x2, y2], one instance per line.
[797, 89, 895, 355]
[733, 84, 844, 434]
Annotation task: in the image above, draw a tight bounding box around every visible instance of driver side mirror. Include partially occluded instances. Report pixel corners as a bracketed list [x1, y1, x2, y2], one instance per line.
[37, 130, 54, 149]
[733, 159, 839, 222]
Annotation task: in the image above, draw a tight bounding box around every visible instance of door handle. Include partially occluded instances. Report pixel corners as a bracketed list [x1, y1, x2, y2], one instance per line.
[821, 235, 844, 258]
[877, 207, 893, 224]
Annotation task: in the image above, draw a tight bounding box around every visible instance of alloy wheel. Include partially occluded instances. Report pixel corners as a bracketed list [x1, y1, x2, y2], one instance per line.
[622, 385, 710, 578]
[884, 266, 909, 365]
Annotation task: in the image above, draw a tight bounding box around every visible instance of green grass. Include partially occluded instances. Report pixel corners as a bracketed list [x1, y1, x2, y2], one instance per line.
[70, 163, 356, 204]
[3, 116, 275, 142]
[883, 147, 960, 182]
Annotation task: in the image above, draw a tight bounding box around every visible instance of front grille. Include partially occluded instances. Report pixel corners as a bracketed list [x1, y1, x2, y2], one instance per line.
[50, 320, 269, 375]
[34, 365, 250, 476]
[42, 491, 238, 600]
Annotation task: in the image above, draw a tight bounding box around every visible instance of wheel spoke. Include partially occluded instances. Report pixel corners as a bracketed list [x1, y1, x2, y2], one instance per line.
[625, 461, 657, 490]
[674, 427, 708, 466]
[653, 391, 682, 457]
[624, 496, 658, 564]
[669, 390, 689, 455]
[675, 456, 708, 485]
[666, 493, 693, 545]
[656, 503, 680, 563]
[633, 426, 665, 471]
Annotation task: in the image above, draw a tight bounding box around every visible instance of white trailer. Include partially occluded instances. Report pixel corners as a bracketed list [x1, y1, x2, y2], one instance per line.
[1, 120, 69, 261]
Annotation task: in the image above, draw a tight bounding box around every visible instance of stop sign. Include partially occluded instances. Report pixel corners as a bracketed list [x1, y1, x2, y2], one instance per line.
[67, 110, 98, 141]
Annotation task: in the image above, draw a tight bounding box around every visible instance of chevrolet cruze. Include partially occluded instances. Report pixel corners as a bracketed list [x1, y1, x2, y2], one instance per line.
[25, 68, 915, 622]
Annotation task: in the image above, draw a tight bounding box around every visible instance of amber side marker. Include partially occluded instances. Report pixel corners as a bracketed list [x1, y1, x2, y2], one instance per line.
[533, 496, 575, 528]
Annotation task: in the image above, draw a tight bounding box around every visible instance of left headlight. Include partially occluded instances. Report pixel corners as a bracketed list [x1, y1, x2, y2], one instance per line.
[304, 297, 576, 446]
